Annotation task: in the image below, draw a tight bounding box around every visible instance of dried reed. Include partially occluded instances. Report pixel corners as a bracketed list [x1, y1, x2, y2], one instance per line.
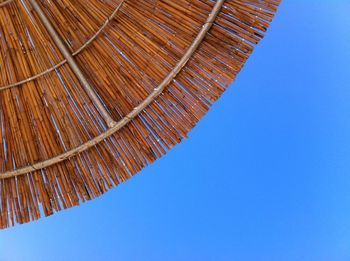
[0, 0, 281, 228]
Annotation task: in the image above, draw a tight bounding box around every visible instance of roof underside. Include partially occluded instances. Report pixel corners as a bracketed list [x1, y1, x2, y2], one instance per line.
[0, 0, 280, 228]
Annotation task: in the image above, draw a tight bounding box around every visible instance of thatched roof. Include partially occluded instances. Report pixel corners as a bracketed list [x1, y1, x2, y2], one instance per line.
[0, 0, 280, 228]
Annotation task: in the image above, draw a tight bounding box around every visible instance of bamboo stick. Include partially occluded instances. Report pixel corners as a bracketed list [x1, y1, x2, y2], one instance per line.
[28, 0, 116, 127]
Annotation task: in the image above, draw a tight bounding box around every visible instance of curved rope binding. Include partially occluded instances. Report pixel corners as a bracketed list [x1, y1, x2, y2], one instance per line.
[0, 0, 225, 179]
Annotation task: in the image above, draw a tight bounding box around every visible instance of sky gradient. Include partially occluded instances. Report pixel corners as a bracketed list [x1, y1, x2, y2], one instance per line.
[1, 1, 350, 260]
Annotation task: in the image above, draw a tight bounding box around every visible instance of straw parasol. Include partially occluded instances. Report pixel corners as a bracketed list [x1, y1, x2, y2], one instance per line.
[0, 0, 281, 228]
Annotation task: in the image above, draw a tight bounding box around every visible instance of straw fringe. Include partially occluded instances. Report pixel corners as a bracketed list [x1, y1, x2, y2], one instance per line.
[0, 0, 280, 228]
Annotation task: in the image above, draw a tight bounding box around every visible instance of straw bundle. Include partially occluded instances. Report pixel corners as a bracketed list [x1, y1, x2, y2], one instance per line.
[0, 0, 280, 228]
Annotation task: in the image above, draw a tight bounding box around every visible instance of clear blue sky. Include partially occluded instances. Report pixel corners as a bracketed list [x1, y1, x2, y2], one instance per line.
[1, 1, 350, 260]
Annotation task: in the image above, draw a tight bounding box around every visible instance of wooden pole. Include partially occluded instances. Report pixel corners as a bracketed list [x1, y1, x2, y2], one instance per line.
[28, 0, 116, 128]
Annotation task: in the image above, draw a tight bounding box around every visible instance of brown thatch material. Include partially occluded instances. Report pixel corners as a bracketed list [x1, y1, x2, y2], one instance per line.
[0, 0, 281, 228]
